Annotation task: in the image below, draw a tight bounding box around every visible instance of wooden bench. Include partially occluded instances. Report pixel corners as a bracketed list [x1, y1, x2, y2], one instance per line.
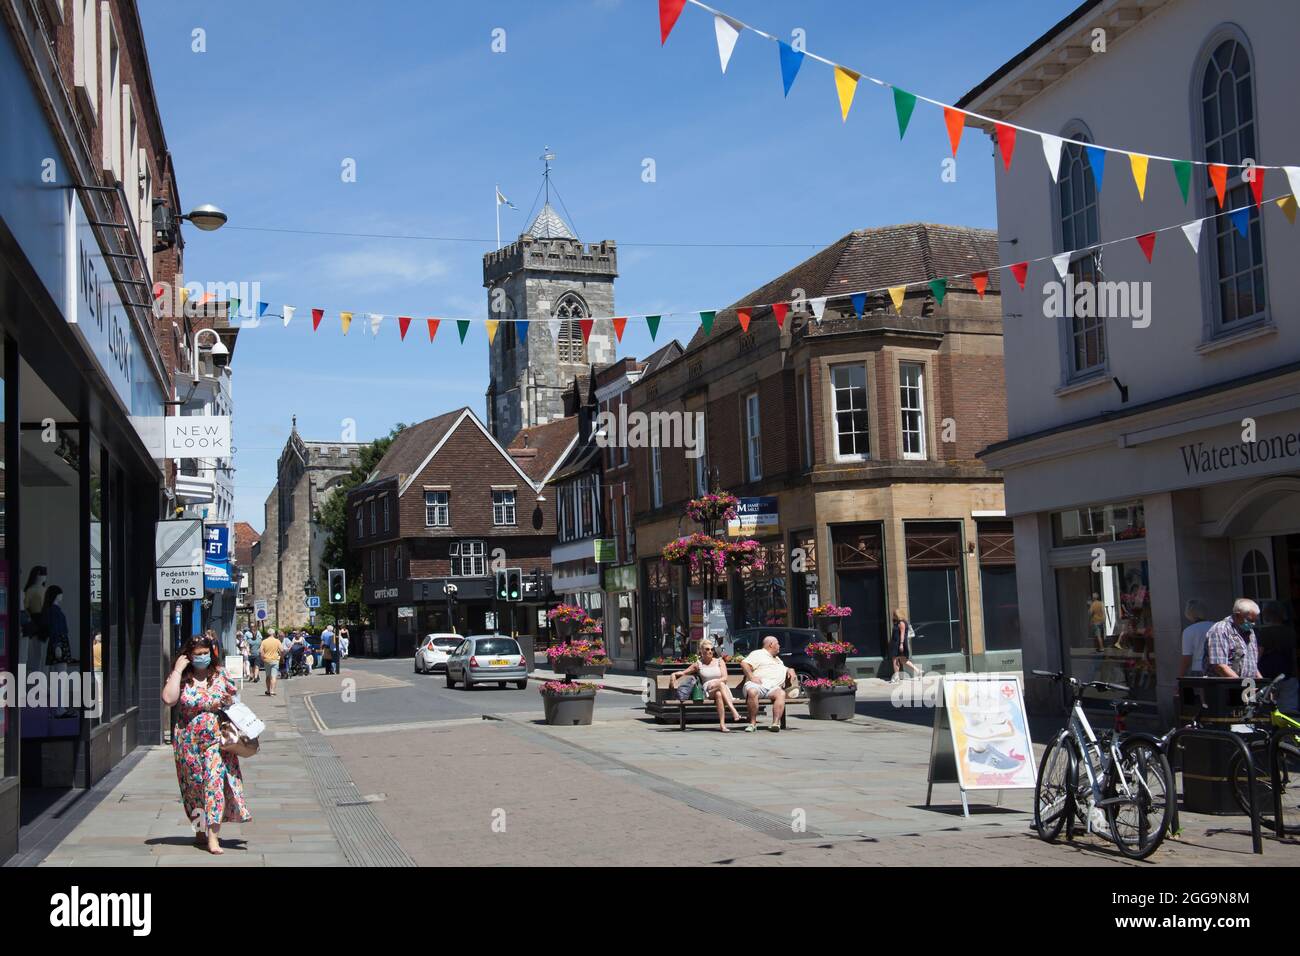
[648, 673, 806, 731]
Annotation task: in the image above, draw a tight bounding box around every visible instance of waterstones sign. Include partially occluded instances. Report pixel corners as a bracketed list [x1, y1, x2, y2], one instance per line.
[1179, 428, 1300, 477]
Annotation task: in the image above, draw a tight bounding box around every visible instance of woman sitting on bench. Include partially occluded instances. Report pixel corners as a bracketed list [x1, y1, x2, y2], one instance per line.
[669, 639, 743, 732]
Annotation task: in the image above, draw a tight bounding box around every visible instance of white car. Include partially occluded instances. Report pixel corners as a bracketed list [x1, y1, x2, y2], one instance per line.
[414, 633, 462, 674]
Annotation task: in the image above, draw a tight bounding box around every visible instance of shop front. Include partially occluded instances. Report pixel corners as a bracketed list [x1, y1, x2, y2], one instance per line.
[0, 20, 169, 862]
[366, 575, 548, 656]
[985, 375, 1300, 726]
[603, 564, 638, 668]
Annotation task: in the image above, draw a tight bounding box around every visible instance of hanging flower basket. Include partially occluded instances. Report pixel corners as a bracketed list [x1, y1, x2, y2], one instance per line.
[547, 639, 609, 678]
[806, 639, 855, 674]
[685, 492, 740, 526]
[540, 681, 600, 725]
[547, 603, 588, 640]
[809, 603, 852, 637]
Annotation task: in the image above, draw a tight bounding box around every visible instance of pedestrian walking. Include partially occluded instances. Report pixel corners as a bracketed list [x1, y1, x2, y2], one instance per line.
[339, 626, 350, 661]
[1179, 599, 1213, 677]
[321, 624, 337, 675]
[890, 609, 922, 681]
[162, 633, 252, 855]
[260, 630, 283, 696]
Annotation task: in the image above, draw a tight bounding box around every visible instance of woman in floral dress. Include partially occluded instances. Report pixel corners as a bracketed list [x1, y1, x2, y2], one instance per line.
[162, 633, 252, 854]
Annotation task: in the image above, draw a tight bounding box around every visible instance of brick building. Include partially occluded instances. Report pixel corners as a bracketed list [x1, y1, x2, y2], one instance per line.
[627, 223, 1020, 675]
[250, 423, 363, 629]
[349, 407, 572, 655]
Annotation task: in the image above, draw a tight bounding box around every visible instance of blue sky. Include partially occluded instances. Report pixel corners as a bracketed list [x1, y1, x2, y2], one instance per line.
[138, 0, 1077, 529]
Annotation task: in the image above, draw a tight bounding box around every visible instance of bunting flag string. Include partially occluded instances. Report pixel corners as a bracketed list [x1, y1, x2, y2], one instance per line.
[662, 0, 1300, 187]
[233, 203, 1293, 344]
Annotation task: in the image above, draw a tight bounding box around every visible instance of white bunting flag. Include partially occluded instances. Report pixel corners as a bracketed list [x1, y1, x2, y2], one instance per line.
[282, 305, 295, 328]
[810, 296, 827, 323]
[1040, 134, 1064, 183]
[548, 318, 562, 345]
[369, 313, 384, 336]
[1052, 252, 1071, 280]
[1286, 166, 1300, 202]
[713, 14, 743, 73]
[1181, 219, 1203, 253]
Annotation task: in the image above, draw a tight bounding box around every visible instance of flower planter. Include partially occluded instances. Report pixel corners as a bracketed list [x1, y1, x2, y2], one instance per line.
[542, 689, 596, 726]
[806, 684, 857, 721]
[809, 652, 847, 673]
[551, 655, 607, 679]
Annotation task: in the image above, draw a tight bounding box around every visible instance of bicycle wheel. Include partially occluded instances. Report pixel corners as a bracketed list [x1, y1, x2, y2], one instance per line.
[1106, 737, 1174, 860]
[1034, 734, 1075, 842]
[1230, 739, 1300, 833]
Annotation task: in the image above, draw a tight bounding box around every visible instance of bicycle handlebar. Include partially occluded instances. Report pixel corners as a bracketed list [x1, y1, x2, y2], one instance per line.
[1031, 670, 1128, 695]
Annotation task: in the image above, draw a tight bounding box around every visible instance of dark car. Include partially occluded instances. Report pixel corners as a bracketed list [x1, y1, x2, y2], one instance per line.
[731, 627, 840, 681]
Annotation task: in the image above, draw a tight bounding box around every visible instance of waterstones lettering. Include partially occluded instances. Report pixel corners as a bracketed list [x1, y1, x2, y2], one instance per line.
[1180, 430, 1300, 476]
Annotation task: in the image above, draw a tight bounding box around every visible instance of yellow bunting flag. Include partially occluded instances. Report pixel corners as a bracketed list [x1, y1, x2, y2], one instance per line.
[485, 319, 499, 344]
[888, 285, 907, 313]
[1278, 196, 1298, 224]
[1129, 153, 1149, 201]
[833, 66, 860, 122]
[340, 311, 353, 335]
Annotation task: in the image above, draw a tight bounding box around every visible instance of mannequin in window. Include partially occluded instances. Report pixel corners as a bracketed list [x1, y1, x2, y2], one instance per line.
[44, 585, 76, 717]
[22, 565, 48, 672]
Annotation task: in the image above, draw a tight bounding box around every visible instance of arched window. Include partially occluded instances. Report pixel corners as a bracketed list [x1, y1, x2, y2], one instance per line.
[1241, 549, 1273, 601]
[1199, 34, 1267, 331]
[554, 293, 588, 364]
[1057, 126, 1104, 378]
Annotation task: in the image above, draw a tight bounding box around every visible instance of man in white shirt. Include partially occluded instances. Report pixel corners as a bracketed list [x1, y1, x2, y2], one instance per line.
[740, 635, 796, 733]
[1179, 599, 1213, 677]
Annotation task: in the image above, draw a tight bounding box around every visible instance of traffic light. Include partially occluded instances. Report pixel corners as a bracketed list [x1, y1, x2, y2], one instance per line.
[328, 568, 346, 604]
[495, 569, 509, 602]
[506, 568, 522, 602]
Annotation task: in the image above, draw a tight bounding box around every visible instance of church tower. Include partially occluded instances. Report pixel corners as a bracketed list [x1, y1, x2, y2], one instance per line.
[482, 161, 617, 446]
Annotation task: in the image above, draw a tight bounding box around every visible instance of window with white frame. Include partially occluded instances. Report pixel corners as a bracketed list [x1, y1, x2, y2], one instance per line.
[72, 0, 98, 123]
[424, 490, 448, 527]
[899, 362, 927, 459]
[1058, 132, 1105, 377]
[694, 414, 708, 495]
[651, 446, 663, 509]
[1200, 36, 1267, 331]
[100, 3, 120, 176]
[492, 490, 516, 526]
[451, 540, 486, 577]
[382, 495, 390, 532]
[745, 392, 762, 481]
[369, 500, 376, 534]
[831, 364, 870, 460]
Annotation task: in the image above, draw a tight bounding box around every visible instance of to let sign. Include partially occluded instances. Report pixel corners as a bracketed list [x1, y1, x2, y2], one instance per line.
[165, 416, 232, 460]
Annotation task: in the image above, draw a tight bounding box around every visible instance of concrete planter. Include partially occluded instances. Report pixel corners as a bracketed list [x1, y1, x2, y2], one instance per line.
[551, 655, 607, 679]
[542, 689, 596, 726]
[806, 685, 857, 721]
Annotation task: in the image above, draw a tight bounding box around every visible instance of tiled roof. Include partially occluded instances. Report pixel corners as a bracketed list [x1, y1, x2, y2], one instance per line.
[526, 202, 576, 240]
[234, 522, 260, 567]
[686, 222, 1000, 349]
[368, 408, 469, 484]
[508, 416, 578, 482]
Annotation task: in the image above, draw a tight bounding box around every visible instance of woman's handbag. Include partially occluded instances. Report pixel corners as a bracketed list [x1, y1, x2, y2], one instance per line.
[674, 676, 698, 702]
[691, 679, 705, 703]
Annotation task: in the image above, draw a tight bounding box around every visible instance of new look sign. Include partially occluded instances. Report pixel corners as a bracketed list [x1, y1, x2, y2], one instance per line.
[165, 416, 232, 460]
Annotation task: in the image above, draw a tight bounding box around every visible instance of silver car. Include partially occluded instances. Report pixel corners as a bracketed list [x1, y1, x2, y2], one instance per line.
[445, 635, 529, 690]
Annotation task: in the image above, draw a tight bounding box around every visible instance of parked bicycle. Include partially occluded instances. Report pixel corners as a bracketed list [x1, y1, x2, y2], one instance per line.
[1032, 670, 1175, 859]
[1227, 674, 1300, 833]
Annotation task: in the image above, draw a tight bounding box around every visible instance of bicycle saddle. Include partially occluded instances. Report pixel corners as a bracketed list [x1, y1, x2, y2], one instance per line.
[1110, 699, 1141, 716]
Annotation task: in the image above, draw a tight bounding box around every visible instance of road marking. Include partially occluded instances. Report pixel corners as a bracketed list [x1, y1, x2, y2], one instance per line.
[301, 693, 327, 732]
[320, 716, 493, 737]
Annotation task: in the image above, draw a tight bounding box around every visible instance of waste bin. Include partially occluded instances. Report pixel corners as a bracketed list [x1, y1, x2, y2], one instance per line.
[1178, 676, 1251, 814]
[516, 634, 535, 674]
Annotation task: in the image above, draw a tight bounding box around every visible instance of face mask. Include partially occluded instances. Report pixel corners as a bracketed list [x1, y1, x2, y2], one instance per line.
[191, 654, 212, 668]
[1238, 619, 1255, 635]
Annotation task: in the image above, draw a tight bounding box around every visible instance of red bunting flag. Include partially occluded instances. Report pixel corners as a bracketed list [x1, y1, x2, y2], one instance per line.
[995, 123, 1017, 172]
[1136, 232, 1156, 263]
[579, 318, 594, 343]
[737, 307, 751, 333]
[1009, 261, 1028, 289]
[612, 317, 627, 342]
[1250, 167, 1265, 207]
[771, 302, 788, 329]
[659, 0, 687, 44]
[971, 272, 989, 299]
[943, 107, 965, 156]
[311, 308, 324, 331]
[398, 316, 412, 340]
[1208, 164, 1228, 208]
[427, 318, 440, 341]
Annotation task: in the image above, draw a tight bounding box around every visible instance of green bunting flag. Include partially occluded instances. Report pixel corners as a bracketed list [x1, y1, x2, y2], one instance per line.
[456, 319, 470, 343]
[229, 297, 240, 318]
[699, 310, 715, 335]
[1171, 159, 1192, 203]
[893, 88, 917, 140]
[929, 279, 948, 306]
[646, 314, 662, 340]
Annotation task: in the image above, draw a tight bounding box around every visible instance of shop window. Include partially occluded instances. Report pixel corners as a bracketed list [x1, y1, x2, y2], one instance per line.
[1051, 500, 1145, 548]
[1055, 560, 1156, 702]
[1199, 35, 1267, 332]
[789, 531, 819, 627]
[978, 520, 1020, 651]
[831, 364, 869, 461]
[642, 558, 682, 660]
[905, 524, 965, 657]
[738, 541, 787, 629]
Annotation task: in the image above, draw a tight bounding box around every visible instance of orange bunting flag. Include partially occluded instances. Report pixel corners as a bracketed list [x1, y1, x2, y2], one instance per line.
[1208, 164, 1228, 208]
[737, 308, 751, 333]
[427, 318, 440, 341]
[612, 316, 627, 342]
[579, 318, 594, 343]
[943, 107, 965, 156]
[996, 123, 1017, 172]
[311, 308, 324, 331]
[398, 316, 412, 340]
[1136, 232, 1157, 263]
[971, 272, 989, 299]
[771, 302, 788, 330]
[1008, 262, 1028, 289]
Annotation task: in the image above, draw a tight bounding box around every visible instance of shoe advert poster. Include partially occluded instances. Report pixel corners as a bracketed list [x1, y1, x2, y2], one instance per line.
[944, 675, 1037, 791]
